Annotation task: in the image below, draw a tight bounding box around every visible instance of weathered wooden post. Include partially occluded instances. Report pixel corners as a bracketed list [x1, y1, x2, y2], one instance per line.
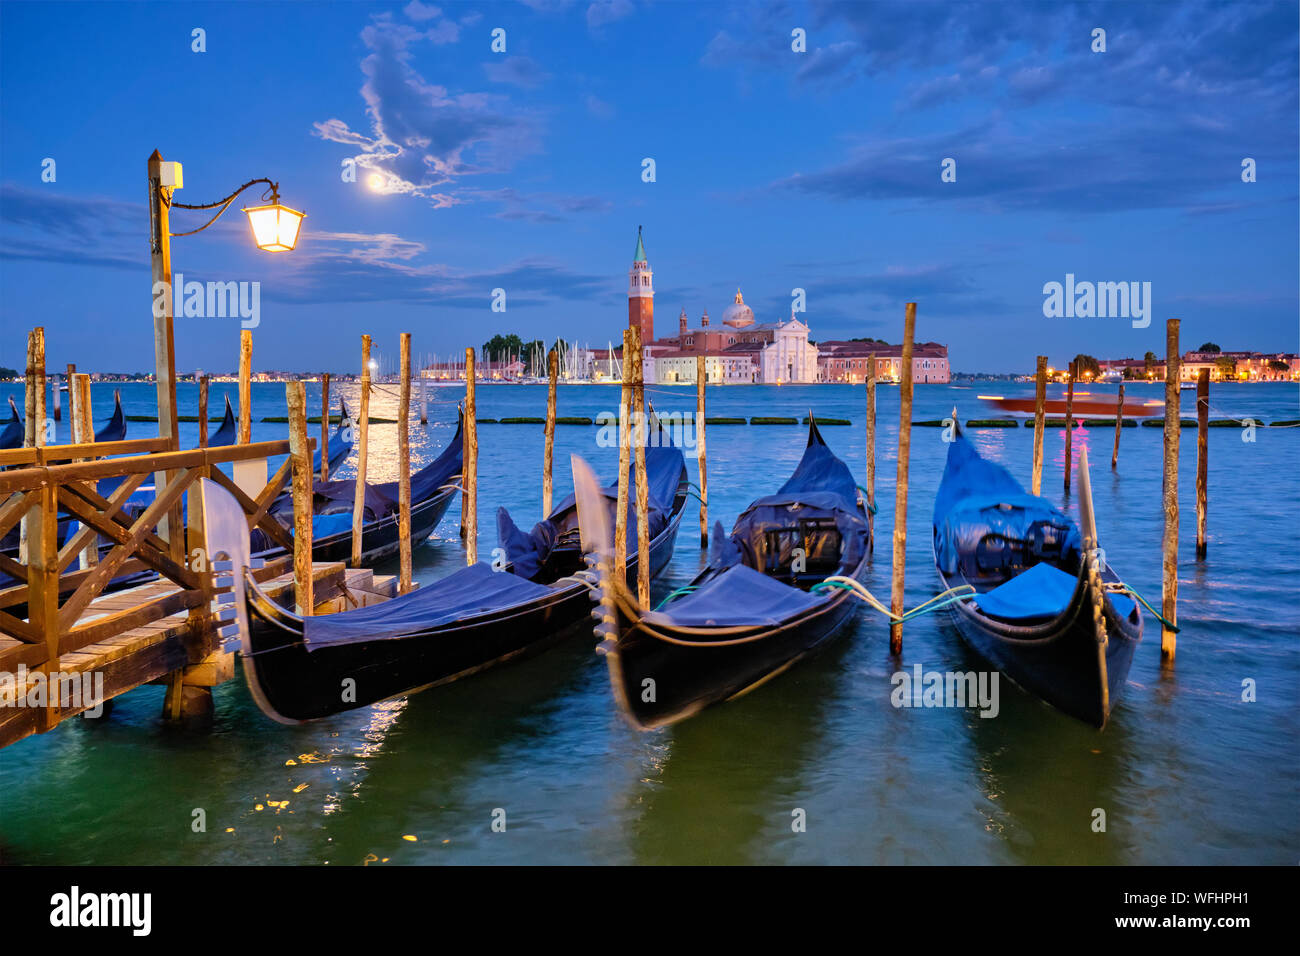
[630, 325, 650, 607]
[51, 371, 61, 423]
[865, 353, 877, 550]
[1063, 359, 1076, 494]
[351, 334, 372, 568]
[889, 303, 917, 655]
[287, 381, 314, 615]
[614, 328, 633, 584]
[543, 349, 558, 516]
[398, 335, 413, 593]
[419, 356, 428, 425]
[238, 328, 253, 444]
[463, 347, 478, 565]
[1196, 367, 1209, 558]
[1111, 382, 1125, 469]
[73, 374, 99, 571]
[696, 353, 709, 548]
[1161, 319, 1181, 661]
[24, 327, 46, 448]
[198, 374, 210, 448]
[19, 328, 46, 563]
[1031, 355, 1047, 495]
[320, 372, 331, 481]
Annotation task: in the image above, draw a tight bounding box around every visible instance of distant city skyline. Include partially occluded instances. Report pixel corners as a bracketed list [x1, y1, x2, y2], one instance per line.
[2, 1, 1296, 375]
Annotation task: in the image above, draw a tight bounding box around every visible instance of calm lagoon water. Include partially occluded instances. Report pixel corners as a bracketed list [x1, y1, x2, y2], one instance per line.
[2, 380, 1297, 864]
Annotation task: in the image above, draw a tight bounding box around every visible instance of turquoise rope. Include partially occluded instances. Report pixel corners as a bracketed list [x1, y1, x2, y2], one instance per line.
[854, 486, 878, 515]
[1115, 583, 1180, 633]
[655, 585, 699, 609]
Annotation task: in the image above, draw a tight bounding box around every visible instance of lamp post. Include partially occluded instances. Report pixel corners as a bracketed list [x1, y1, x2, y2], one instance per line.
[148, 149, 305, 549]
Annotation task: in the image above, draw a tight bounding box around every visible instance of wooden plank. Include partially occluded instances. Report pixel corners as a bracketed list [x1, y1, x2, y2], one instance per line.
[320, 372, 331, 481]
[697, 354, 708, 549]
[57, 467, 196, 629]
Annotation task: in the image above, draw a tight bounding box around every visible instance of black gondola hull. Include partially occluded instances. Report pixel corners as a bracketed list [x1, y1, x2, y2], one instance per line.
[937, 563, 1142, 728]
[244, 496, 685, 723]
[603, 561, 866, 730]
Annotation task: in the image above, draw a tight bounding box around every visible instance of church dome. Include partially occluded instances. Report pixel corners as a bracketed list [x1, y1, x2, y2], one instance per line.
[721, 289, 754, 328]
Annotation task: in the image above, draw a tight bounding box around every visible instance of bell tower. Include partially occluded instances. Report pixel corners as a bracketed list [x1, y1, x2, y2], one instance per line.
[627, 225, 654, 344]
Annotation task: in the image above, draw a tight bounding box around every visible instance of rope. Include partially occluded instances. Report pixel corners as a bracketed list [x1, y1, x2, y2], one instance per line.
[855, 486, 878, 514]
[1105, 581, 1180, 632]
[811, 576, 976, 622]
[654, 585, 699, 609]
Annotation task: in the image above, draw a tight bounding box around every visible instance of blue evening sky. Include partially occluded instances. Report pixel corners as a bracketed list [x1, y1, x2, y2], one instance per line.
[1, 0, 1296, 373]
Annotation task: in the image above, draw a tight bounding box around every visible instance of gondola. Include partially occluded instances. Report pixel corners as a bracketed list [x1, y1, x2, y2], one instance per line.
[207, 395, 237, 447]
[0, 398, 20, 450]
[94, 389, 126, 443]
[932, 421, 1142, 728]
[223, 436, 688, 723]
[578, 417, 871, 730]
[0, 389, 124, 451]
[311, 397, 353, 475]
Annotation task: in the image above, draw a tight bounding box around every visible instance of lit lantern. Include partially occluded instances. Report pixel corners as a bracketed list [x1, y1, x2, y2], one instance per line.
[242, 190, 305, 252]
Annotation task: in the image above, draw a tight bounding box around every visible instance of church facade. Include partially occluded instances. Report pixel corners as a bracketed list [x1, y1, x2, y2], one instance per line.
[623, 229, 818, 385]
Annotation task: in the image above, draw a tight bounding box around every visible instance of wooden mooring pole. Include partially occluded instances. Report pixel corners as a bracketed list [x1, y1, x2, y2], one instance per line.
[238, 329, 253, 444]
[287, 381, 314, 615]
[351, 334, 372, 568]
[614, 328, 633, 585]
[73, 373, 98, 571]
[419, 357, 428, 426]
[889, 303, 917, 655]
[1196, 367, 1209, 558]
[1111, 382, 1125, 469]
[320, 372, 331, 481]
[1063, 359, 1076, 495]
[1161, 318, 1181, 662]
[198, 375, 210, 448]
[463, 347, 478, 565]
[1031, 355, 1047, 496]
[543, 349, 558, 516]
[696, 353, 709, 548]
[865, 353, 877, 551]
[631, 325, 650, 607]
[398, 335, 413, 592]
[19, 328, 46, 563]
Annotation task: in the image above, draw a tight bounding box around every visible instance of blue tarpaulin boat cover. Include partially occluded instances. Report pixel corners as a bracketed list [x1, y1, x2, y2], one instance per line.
[974, 560, 1135, 621]
[302, 561, 555, 650]
[283, 420, 463, 520]
[643, 563, 827, 627]
[498, 445, 685, 580]
[933, 432, 1082, 576]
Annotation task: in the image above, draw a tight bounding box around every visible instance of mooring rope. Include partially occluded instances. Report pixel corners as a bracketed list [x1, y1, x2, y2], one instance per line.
[1104, 581, 1180, 632]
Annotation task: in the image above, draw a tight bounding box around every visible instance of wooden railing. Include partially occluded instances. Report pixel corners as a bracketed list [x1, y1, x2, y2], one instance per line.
[0, 438, 308, 678]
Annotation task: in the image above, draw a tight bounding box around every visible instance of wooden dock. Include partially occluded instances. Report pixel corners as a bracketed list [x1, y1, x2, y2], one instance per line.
[0, 559, 396, 749]
[0, 427, 405, 752]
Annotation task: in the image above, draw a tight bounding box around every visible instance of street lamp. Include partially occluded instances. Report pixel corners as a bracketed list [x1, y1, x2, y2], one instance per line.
[149, 149, 305, 452]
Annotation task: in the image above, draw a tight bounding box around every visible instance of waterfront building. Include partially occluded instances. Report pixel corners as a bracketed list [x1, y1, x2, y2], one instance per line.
[620, 229, 819, 384]
[817, 341, 951, 384]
